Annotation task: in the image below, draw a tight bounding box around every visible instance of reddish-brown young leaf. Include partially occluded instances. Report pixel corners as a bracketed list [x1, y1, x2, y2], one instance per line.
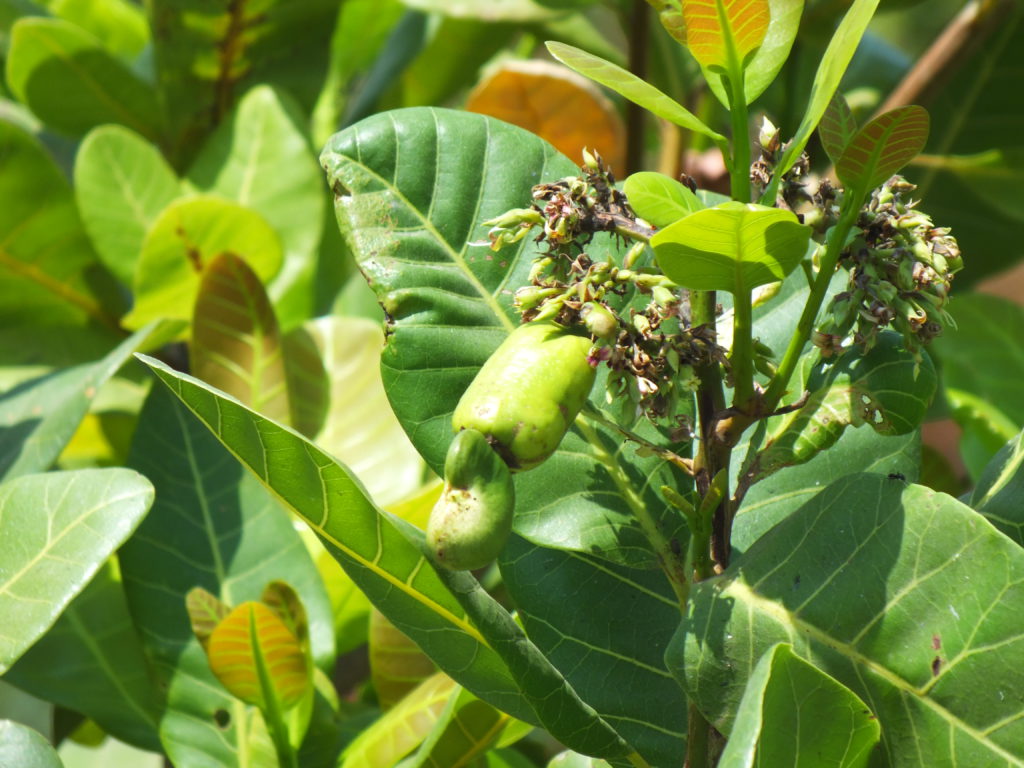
[818, 92, 858, 165]
[186, 587, 230, 652]
[836, 105, 930, 194]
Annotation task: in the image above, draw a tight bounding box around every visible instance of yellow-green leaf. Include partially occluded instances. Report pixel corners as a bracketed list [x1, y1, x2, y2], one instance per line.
[370, 609, 438, 711]
[683, 0, 770, 72]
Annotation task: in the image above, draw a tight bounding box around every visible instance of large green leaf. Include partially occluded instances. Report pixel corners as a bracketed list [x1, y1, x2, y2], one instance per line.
[147, 0, 339, 161]
[717, 643, 880, 768]
[74, 125, 181, 286]
[5, 561, 162, 751]
[651, 202, 810, 292]
[138, 356, 637, 760]
[0, 720, 63, 768]
[668, 474, 1024, 766]
[123, 196, 282, 331]
[187, 85, 325, 330]
[0, 118, 122, 366]
[0, 322, 171, 484]
[322, 108, 690, 569]
[546, 42, 724, 142]
[500, 539, 687, 767]
[969, 429, 1024, 547]
[836, 105, 929, 197]
[0, 469, 154, 674]
[4, 17, 162, 139]
[118, 384, 334, 768]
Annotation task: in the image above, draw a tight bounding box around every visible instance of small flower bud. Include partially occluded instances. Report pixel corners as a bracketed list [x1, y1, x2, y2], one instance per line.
[581, 302, 619, 339]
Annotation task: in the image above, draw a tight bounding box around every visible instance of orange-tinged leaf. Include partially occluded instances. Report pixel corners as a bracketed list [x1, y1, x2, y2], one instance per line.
[836, 105, 930, 194]
[261, 581, 309, 651]
[191, 252, 290, 425]
[186, 586, 229, 651]
[207, 601, 310, 710]
[466, 59, 626, 172]
[370, 609, 438, 710]
[683, 0, 771, 71]
[819, 91, 858, 165]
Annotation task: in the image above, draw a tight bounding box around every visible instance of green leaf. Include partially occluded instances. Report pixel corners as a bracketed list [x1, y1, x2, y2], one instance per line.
[187, 85, 325, 330]
[0, 720, 63, 768]
[191, 252, 291, 426]
[818, 91, 857, 165]
[46, 0, 148, 60]
[399, 0, 561, 21]
[622, 171, 701, 229]
[0, 322, 171, 483]
[836, 105, 930, 196]
[651, 201, 810, 292]
[369, 608, 437, 710]
[117, 384, 331, 767]
[123, 196, 282, 331]
[770, 0, 880, 187]
[0, 118, 123, 366]
[4, 17, 162, 139]
[5, 560, 162, 751]
[912, 149, 1024, 225]
[717, 643, 880, 768]
[969, 429, 1024, 547]
[668, 474, 1024, 766]
[741, 332, 936, 487]
[547, 752, 612, 768]
[138, 356, 636, 760]
[74, 125, 181, 287]
[545, 41, 725, 142]
[0, 469, 154, 674]
[500, 539, 686, 766]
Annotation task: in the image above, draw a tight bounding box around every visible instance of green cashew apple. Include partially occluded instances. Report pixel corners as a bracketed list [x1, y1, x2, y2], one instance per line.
[428, 428, 515, 570]
[452, 322, 597, 471]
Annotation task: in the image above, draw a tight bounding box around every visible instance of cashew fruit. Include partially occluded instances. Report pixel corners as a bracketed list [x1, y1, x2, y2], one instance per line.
[427, 428, 515, 570]
[452, 322, 597, 471]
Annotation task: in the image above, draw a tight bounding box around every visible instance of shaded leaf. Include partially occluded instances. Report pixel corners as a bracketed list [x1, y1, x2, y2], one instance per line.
[546, 41, 724, 142]
[186, 587, 230, 651]
[652, 202, 810, 292]
[5, 17, 162, 139]
[913, 149, 1024, 225]
[370, 609, 437, 711]
[123, 196, 282, 330]
[191, 252, 290, 425]
[0, 118, 122, 365]
[622, 171, 701, 229]
[669, 474, 1024, 766]
[836, 105, 930, 195]
[0, 469, 154, 674]
[6, 560, 162, 751]
[74, 125, 180, 286]
[969, 429, 1024, 547]
[466, 58, 625, 172]
[0, 720, 63, 768]
[717, 643, 880, 768]
[819, 91, 857, 165]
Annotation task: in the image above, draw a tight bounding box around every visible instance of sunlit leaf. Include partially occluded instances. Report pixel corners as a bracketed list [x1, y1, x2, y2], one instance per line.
[681, 0, 770, 73]
[0, 720, 63, 768]
[836, 105, 930, 195]
[622, 171, 701, 229]
[399, 0, 561, 21]
[819, 91, 857, 165]
[401, 684, 516, 768]
[969, 429, 1024, 546]
[467, 59, 625, 172]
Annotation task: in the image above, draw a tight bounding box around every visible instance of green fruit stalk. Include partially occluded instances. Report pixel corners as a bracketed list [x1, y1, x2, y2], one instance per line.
[452, 322, 597, 471]
[427, 428, 515, 571]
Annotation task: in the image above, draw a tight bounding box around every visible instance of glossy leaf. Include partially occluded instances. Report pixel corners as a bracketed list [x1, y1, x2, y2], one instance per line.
[401, 684, 515, 768]
[119, 384, 335, 768]
[836, 105, 930, 195]
[770, 0, 880, 187]
[370, 609, 437, 710]
[717, 643, 880, 768]
[339, 673, 455, 768]
[0, 118, 122, 366]
[322, 108, 689, 569]
[969, 430, 1024, 547]
[123, 196, 282, 330]
[5, 561, 162, 751]
[0, 322, 169, 483]
[652, 202, 810, 292]
[466, 59, 625, 171]
[546, 41, 725, 142]
[668, 474, 1024, 766]
[74, 125, 180, 286]
[187, 85, 325, 329]
[819, 91, 857, 165]
[622, 171, 701, 229]
[5, 17, 162, 139]
[742, 333, 936, 487]
[139, 356, 636, 760]
[681, 0, 770, 73]
[0, 469, 154, 674]
[191, 252, 290, 425]
[0, 720, 63, 768]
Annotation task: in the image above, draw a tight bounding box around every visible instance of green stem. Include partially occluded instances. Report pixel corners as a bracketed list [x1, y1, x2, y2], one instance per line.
[727, 72, 751, 203]
[731, 285, 754, 411]
[686, 701, 712, 768]
[762, 198, 862, 412]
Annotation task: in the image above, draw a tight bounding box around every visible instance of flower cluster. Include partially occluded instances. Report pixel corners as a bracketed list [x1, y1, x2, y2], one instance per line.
[815, 176, 962, 360]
